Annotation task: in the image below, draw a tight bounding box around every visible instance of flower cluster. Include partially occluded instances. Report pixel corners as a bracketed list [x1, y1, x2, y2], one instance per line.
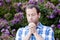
[0, 18, 16, 39]
[0, 18, 8, 29]
[13, 2, 22, 13]
[10, 12, 24, 25]
[0, 0, 4, 6]
[0, 0, 60, 40]
[44, 1, 60, 29]
[45, 1, 55, 9]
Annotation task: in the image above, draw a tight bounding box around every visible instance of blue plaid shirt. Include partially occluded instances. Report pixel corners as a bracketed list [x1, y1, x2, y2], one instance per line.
[15, 23, 55, 40]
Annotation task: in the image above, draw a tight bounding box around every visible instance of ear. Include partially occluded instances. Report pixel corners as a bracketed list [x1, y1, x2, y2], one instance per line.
[38, 12, 41, 18]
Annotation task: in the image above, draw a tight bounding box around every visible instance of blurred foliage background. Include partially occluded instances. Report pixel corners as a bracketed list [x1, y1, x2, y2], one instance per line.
[0, 0, 60, 40]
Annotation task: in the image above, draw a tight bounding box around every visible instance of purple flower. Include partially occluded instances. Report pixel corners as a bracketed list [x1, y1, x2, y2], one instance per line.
[11, 29, 16, 36]
[45, 4, 49, 8]
[57, 9, 60, 14]
[5, 0, 11, 3]
[0, 1, 3, 6]
[6, 26, 10, 29]
[45, 1, 50, 8]
[0, 0, 3, 1]
[54, 8, 60, 15]
[4, 24, 10, 29]
[29, 0, 34, 1]
[46, 14, 55, 19]
[28, 0, 38, 5]
[51, 24, 55, 30]
[39, 0, 44, 3]
[14, 12, 23, 19]
[12, 29, 16, 32]
[10, 12, 24, 25]
[53, 9, 58, 14]
[0, 2, 2, 6]
[17, 2, 22, 7]
[1, 29, 10, 35]
[4, 29, 10, 35]
[14, 3, 23, 12]
[49, 14, 55, 19]
[0, 23, 4, 28]
[47, 1, 51, 5]
[50, 3, 55, 9]
[45, 1, 55, 9]
[15, 8, 21, 12]
[1, 28, 5, 32]
[51, 24, 55, 28]
[10, 18, 20, 25]
[57, 24, 60, 29]
[13, 2, 22, 8]
[0, 18, 8, 28]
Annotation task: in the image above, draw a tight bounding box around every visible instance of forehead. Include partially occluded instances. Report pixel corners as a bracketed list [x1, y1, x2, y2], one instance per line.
[26, 7, 37, 14]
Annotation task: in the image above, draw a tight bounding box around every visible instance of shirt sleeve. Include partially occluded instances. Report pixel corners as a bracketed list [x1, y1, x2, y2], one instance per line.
[45, 27, 55, 40]
[49, 27, 55, 40]
[15, 28, 23, 40]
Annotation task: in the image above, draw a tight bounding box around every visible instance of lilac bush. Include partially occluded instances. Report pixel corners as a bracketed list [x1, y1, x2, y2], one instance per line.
[0, 0, 60, 40]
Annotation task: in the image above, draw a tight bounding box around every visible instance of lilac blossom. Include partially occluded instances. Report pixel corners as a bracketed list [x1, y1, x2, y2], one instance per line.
[13, 2, 22, 12]
[39, 0, 44, 3]
[1, 28, 5, 32]
[53, 8, 58, 14]
[13, 2, 22, 8]
[4, 29, 10, 35]
[5, 0, 11, 3]
[17, 2, 22, 7]
[0, 0, 3, 6]
[12, 29, 16, 32]
[10, 18, 20, 25]
[49, 14, 55, 19]
[0, 18, 8, 28]
[45, 1, 55, 9]
[15, 8, 22, 12]
[51, 24, 55, 30]
[11, 29, 16, 36]
[28, 0, 38, 5]
[10, 12, 24, 25]
[57, 24, 60, 29]
[0, 0, 3, 1]
[53, 8, 60, 15]
[57, 9, 60, 14]
[1, 29, 10, 35]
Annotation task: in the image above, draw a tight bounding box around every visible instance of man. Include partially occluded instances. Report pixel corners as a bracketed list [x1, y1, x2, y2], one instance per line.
[15, 4, 55, 40]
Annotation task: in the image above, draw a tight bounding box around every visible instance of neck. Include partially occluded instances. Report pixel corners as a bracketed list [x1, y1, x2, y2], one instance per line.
[35, 21, 40, 26]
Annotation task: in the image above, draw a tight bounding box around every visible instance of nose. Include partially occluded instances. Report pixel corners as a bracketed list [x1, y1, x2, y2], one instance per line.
[29, 15, 33, 20]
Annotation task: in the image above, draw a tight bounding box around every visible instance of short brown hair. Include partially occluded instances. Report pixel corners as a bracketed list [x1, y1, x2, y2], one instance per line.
[25, 4, 40, 14]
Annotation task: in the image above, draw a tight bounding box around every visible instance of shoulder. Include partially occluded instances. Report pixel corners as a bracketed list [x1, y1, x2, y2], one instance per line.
[42, 24, 54, 34]
[16, 27, 24, 35]
[43, 25, 54, 35]
[42, 24, 53, 31]
[16, 26, 28, 34]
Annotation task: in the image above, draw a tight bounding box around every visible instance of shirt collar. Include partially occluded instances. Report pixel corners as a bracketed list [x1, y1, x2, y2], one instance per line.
[36, 22, 43, 29]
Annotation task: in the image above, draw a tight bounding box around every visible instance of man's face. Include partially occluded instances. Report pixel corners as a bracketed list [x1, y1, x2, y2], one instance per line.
[26, 7, 40, 23]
